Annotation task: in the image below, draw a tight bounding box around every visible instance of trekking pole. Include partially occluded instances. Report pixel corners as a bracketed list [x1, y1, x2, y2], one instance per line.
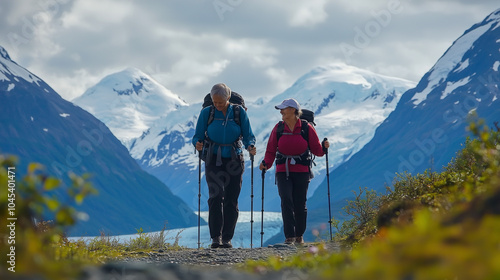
[197, 140, 203, 249]
[323, 138, 333, 241]
[260, 160, 266, 247]
[250, 145, 255, 249]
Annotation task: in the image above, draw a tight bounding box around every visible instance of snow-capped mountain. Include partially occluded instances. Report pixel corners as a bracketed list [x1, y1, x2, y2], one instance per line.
[0, 46, 198, 236]
[73, 68, 188, 149]
[85, 63, 414, 213]
[251, 63, 416, 171]
[306, 8, 500, 239]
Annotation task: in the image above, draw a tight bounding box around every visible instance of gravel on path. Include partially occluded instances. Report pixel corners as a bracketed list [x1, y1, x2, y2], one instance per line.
[80, 242, 341, 280]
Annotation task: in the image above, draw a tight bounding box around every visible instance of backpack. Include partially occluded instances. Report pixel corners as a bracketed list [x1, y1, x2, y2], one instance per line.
[300, 109, 315, 126]
[202, 91, 246, 109]
[275, 109, 316, 178]
[199, 91, 246, 164]
[202, 91, 246, 126]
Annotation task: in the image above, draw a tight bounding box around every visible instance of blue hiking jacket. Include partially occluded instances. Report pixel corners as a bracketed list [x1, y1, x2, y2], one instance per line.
[192, 105, 256, 158]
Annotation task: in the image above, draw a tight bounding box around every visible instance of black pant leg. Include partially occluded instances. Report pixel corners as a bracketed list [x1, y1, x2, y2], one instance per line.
[276, 172, 296, 238]
[221, 156, 244, 241]
[205, 159, 227, 239]
[206, 155, 244, 241]
[291, 172, 310, 237]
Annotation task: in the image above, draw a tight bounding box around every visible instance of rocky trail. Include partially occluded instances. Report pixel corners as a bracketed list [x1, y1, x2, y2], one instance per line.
[80, 242, 341, 280]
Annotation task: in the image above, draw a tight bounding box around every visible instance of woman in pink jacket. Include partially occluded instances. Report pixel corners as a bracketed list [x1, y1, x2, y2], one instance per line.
[260, 98, 329, 245]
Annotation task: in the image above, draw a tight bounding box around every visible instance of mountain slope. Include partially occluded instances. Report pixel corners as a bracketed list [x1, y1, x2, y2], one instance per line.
[307, 8, 500, 238]
[0, 46, 198, 236]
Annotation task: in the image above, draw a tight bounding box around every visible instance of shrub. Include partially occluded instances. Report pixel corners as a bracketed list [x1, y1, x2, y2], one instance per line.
[0, 156, 97, 279]
[331, 187, 382, 244]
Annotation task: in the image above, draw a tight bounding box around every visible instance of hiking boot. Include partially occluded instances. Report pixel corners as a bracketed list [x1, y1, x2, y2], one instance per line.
[211, 237, 222, 248]
[221, 239, 233, 248]
[284, 237, 295, 245]
[295, 236, 305, 245]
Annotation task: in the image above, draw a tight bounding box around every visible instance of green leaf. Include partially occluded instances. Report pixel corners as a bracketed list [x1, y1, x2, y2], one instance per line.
[28, 162, 43, 174]
[43, 177, 60, 191]
[46, 197, 60, 211]
[56, 208, 74, 226]
[75, 194, 85, 205]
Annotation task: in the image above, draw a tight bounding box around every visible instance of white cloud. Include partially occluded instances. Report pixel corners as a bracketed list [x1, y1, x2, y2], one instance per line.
[148, 28, 282, 95]
[289, 0, 329, 27]
[164, 59, 231, 89]
[61, 0, 134, 29]
[223, 39, 278, 67]
[32, 67, 110, 101]
[0, 0, 499, 104]
[265, 67, 293, 92]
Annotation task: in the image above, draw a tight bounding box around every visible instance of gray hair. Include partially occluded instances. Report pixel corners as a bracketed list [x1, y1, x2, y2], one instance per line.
[210, 83, 231, 100]
[295, 108, 303, 118]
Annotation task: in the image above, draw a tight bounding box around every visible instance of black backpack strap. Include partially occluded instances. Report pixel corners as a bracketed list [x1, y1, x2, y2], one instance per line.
[301, 120, 309, 143]
[276, 121, 285, 142]
[274, 119, 315, 179]
[203, 104, 244, 166]
[274, 119, 316, 178]
[300, 120, 316, 176]
[208, 104, 242, 127]
[207, 105, 215, 126]
[277, 120, 309, 142]
[232, 104, 241, 126]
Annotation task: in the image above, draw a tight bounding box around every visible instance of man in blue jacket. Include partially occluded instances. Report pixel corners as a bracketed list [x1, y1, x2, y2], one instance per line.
[193, 83, 256, 248]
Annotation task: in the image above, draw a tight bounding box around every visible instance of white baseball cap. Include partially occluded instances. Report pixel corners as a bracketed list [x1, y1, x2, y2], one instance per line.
[275, 98, 300, 110]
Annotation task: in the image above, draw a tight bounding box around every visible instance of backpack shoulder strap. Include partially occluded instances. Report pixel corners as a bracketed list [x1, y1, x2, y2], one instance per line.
[277, 120, 308, 142]
[301, 120, 309, 142]
[232, 104, 241, 126]
[207, 105, 215, 126]
[207, 104, 242, 127]
[276, 121, 285, 142]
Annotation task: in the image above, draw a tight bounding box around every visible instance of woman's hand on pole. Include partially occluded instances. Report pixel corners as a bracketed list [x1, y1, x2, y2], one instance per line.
[259, 161, 267, 171]
[322, 138, 330, 153]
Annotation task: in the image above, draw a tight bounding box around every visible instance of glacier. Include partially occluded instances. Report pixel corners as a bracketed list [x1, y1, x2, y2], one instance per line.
[71, 211, 284, 249]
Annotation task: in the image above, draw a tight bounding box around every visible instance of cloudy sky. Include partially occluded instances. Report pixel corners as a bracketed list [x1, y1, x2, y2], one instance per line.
[0, 0, 498, 103]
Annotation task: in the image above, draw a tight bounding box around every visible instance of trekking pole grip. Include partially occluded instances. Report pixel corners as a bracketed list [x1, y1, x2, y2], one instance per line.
[197, 140, 203, 157]
[322, 138, 328, 154]
[249, 145, 255, 161]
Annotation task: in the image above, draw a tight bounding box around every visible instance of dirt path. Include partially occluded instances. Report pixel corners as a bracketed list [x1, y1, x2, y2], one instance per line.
[80, 242, 341, 279]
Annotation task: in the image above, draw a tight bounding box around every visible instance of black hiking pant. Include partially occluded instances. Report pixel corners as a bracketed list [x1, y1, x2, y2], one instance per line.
[276, 172, 310, 239]
[205, 155, 244, 241]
